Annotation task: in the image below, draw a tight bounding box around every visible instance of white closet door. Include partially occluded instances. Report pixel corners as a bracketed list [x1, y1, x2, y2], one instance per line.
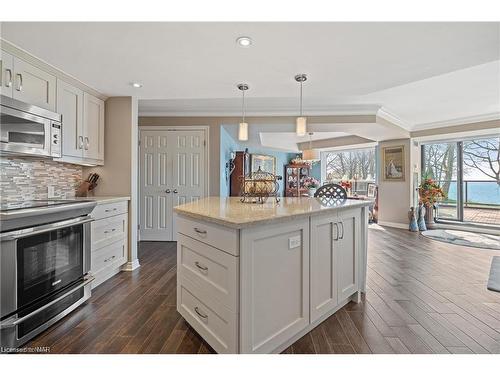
[170, 130, 206, 241]
[139, 129, 206, 241]
[140, 131, 173, 241]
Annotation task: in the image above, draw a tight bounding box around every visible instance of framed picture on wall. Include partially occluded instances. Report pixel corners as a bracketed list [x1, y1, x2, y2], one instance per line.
[382, 145, 405, 181]
[250, 154, 276, 175]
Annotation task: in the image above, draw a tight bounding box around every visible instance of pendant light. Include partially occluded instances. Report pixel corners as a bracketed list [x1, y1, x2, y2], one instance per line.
[237, 83, 249, 141]
[302, 132, 320, 160]
[295, 73, 307, 136]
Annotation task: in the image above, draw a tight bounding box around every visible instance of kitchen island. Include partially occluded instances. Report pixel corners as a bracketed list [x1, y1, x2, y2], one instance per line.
[174, 197, 370, 354]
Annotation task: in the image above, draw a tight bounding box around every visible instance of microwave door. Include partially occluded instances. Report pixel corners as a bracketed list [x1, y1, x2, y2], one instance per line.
[0, 106, 51, 157]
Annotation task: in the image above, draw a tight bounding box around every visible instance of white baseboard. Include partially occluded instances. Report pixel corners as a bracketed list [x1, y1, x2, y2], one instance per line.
[377, 221, 408, 230]
[121, 259, 140, 271]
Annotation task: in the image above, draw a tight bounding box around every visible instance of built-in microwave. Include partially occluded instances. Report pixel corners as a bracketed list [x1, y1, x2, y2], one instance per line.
[0, 95, 61, 158]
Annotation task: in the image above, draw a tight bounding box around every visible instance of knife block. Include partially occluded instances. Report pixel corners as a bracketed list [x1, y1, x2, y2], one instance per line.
[76, 181, 96, 197]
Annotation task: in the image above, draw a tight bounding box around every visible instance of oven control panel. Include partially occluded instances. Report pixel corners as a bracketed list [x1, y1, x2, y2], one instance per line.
[51, 122, 62, 158]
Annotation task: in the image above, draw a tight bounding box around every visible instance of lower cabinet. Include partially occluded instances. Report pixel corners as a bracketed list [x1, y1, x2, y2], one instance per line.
[176, 211, 363, 354]
[90, 201, 129, 288]
[310, 208, 361, 323]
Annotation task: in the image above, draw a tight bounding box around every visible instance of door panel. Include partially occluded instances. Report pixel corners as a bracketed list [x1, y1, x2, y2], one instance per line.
[83, 93, 104, 161]
[12, 57, 56, 111]
[310, 215, 338, 323]
[57, 79, 84, 158]
[140, 131, 172, 241]
[140, 129, 206, 241]
[337, 210, 360, 301]
[1, 50, 14, 97]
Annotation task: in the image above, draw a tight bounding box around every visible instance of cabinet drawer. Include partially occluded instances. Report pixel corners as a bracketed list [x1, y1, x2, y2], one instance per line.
[177, 216, 239, 256]
[92, 214, 127, 251]
[177, 279, 238, 353]
[177, 234, 238, 312]
[91, 238, 127, 275]
[91, 201, 128, 220]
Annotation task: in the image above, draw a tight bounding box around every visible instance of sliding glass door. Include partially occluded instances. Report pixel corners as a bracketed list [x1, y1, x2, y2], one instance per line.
[421, 136, 499, 225]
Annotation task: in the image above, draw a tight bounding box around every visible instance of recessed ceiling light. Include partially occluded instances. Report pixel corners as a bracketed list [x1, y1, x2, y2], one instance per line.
[131, 82, 143, 88]
[236, 36, 252, 47]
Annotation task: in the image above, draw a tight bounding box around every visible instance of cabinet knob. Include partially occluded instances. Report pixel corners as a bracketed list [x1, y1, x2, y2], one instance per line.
[165, 189, 171, 193]
[173, 189, 178, 194]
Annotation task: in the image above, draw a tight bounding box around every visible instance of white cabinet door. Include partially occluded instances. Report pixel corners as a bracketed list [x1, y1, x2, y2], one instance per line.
[240, 219, 310, 353]
[12, 57, 56, 111]
[139, 131, 173, 241]
[310, 213, 338, 323]
[337, 208, 360, 301]
[57, 79, 84, 159]
[83, 92, 105, 161]
[0, 50, 14, 97]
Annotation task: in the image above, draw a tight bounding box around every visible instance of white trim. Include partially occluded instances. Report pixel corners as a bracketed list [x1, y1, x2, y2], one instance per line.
[413, 128, 500, 144]
[411, 111, 500, 131]
[377, 221, 408, 230]
[121, 259, 141, 272]
[377, 107, 411, 130]
[138, 125, 210, 197]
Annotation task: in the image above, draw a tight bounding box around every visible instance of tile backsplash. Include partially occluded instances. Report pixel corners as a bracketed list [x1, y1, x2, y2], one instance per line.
[0, 156, 83, 202]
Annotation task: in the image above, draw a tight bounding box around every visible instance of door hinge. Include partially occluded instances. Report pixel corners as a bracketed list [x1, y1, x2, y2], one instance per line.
[138, 140, 141, 147]
[137, 224, 140, 230]
[203, 140, 206, 147]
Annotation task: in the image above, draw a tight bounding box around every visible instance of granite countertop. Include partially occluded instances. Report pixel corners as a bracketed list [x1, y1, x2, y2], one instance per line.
[73, 196, 130, 204]
[174, 196, 371, 229]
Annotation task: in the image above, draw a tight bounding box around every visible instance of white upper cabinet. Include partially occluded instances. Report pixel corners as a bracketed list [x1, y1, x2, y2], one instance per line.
[11, 57, 56, 111]
[83, 92, 105, 162]
[57, 79, 84, 159]
[0, 50, 14, 97]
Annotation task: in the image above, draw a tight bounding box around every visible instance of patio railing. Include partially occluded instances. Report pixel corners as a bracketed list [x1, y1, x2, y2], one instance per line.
[435, 180, 500, 209]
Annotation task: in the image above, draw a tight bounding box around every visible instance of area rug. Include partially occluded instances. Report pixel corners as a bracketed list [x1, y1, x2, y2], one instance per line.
[421, 229, 500, 250]
[488, 257, 500, 292]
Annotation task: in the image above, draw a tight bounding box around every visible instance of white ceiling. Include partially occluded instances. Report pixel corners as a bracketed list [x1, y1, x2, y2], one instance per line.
[1, 22, 499, 130]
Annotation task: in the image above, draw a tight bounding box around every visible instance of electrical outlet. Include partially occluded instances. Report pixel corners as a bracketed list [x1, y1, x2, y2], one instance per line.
[289, 235, 301, 249]
[47, 186, 56, 198]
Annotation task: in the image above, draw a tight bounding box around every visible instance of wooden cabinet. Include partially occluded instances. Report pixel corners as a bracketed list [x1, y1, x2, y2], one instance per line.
[285, 163, 311, 197]
[56, 80, 105, 165]
[57, 79, 84, 158]
[0, 50, 56, 111]
[240, 219, 310, 354]
[310, 208, 360, 323]
[0, 50, 14, 97]
[83, 92, 105, 162]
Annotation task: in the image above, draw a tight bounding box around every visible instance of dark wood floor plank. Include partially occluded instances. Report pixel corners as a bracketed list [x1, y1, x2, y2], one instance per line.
[20, 228, 500, 354]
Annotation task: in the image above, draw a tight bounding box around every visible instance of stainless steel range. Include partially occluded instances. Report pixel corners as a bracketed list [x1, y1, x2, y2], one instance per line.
[0, 199, 97, 349]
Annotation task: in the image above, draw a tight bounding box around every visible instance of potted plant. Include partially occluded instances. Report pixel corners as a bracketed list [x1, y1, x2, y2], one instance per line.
[340, 180, 353, 196]
[303, 177, 320, 197]
[418, 178, 446, 224]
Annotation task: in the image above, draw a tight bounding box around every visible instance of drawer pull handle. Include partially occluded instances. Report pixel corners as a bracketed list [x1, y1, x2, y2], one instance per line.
[194, 306, 208, 319]
[105, 208, 118, 213]
[195, 261, 208, 271]
[104, 228, 116, 234]
[104, 255, 116, 263]
[194, 227, 207, 234]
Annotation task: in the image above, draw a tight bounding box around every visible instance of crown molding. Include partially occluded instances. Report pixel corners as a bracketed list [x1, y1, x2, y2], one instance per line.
[411, 111, 500, 131]
[1, 38, 108, 101]
[376, 107, 411, 130]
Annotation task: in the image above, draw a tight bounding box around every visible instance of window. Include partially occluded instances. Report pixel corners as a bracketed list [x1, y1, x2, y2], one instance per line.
[421, 136, 499, 225]
[321, 147, 376, 194]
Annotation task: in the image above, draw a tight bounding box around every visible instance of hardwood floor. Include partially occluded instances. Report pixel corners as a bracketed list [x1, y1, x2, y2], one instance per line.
[24, 225, 500, 354]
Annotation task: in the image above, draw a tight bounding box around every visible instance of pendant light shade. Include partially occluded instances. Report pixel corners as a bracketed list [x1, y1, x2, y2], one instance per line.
[296, 117, 307, 137]
[302, 132, 320, 160]
[295, 74, 308, 136]
[237, 83, 249, 141]
[238, 122, 248, 141]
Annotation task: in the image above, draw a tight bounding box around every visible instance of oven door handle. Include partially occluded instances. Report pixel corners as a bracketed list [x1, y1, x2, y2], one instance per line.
[0, 275, 95, 329]
[0, 216, 94, 241]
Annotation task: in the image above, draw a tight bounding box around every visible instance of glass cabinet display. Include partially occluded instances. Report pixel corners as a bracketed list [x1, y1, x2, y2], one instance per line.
[285, 164, 311, 197]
